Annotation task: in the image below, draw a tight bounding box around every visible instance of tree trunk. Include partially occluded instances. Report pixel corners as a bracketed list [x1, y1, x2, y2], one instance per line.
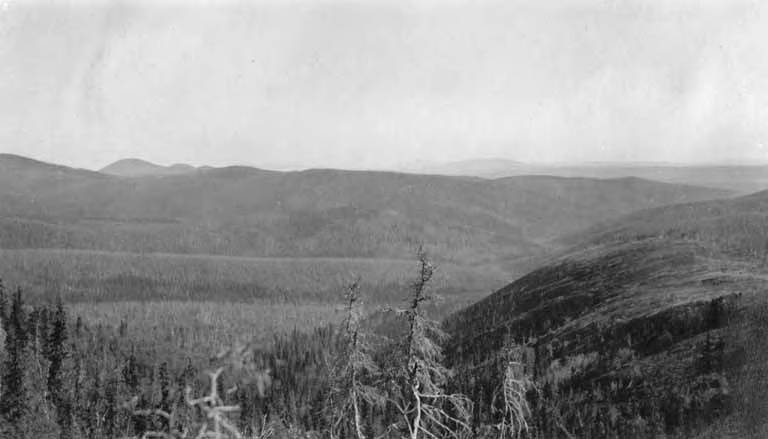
[353, 390, 365, 439]
[411, 385, 421, 439]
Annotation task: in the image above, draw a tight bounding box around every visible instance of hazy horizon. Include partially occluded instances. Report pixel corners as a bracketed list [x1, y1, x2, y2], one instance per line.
[2, 0, 768, 170]
[5, 151, 768, 174]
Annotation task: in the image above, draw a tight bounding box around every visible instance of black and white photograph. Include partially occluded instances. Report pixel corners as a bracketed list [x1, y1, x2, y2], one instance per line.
[1, 0, 767, 438]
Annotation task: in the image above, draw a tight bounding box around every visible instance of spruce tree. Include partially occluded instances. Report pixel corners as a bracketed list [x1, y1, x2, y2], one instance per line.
[492, 345, 534, 439]
[385, 248, 472, 439]
[103, 377, 119, 439]
[11, 288, 27, 348]
[326, 280, 384, 439]
[0, 288, 28, 428]
[47, 297, 71, 439]
[38, 307, 50, 357]
[0, 278, 8, 333]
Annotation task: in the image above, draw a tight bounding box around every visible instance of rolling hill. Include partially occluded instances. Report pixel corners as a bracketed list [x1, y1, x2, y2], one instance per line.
[0, 154, 731, 262]
[0, 153, 733, 304]
[562, 188, 768, 261]
[445, 189, 768, 437]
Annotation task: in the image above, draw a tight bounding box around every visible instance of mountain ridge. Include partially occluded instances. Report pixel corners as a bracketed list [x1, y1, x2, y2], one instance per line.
[400, 158, 768, 194]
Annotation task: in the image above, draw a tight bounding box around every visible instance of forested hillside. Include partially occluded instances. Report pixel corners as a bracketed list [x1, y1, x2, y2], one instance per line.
[4, 229, 767, 437]
[0, 153, 732, 305]
[563, 188, 768, 260]
[444, 189, 768, 438]
[0, 153, 729, 263]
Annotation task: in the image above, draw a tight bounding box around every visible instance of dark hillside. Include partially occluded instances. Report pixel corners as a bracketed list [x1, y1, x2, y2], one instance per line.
[445, 190, 768, 437]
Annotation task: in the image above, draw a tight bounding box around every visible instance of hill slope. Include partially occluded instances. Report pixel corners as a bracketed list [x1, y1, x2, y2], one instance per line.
[445, 190, 768, 437]
[563, 188, 768, 261]
[0, 155, 730, 266]
[0, 154, 734, 305]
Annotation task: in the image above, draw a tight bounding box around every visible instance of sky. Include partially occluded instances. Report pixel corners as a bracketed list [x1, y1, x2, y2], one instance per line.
[1, 0, 768, 170]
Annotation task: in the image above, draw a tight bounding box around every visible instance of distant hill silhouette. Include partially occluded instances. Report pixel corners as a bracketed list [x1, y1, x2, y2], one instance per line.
[100, 158, 199, 177]
[408, 158, 527, 176]
[404, 159, 768, 194]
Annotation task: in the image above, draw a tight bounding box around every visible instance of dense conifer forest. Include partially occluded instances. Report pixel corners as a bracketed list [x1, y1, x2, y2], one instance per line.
[2, 243, 765, 439]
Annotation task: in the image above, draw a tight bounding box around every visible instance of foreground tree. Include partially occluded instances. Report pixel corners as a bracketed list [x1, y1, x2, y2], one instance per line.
[130, 366, 244, 439]
[0, 288, 28, 431]
[47, 297, 72, 439]
[326, 280, 384, 439]
[492, 345, 533, 439]
[385, 248, 472, 439]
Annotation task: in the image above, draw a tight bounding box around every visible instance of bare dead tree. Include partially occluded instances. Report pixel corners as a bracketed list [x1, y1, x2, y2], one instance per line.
[184, 367, 242, 439]
[326, 279, 384, 439]
[386, 247, 472, 439]
[127, 352, 273, 439]
[492, 346, 533, 439]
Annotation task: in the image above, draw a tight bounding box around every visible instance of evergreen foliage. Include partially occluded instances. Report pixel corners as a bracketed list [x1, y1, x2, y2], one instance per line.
[0, 287, 28, 430]
[0, 242, 764, 439]
[47, 296, 71, 439]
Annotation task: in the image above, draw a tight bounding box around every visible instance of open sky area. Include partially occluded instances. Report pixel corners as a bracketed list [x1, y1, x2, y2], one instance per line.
[2, 0, 767, 170]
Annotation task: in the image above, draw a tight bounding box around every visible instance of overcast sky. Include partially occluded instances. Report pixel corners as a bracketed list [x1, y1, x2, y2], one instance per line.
[1, 0, 767, 170]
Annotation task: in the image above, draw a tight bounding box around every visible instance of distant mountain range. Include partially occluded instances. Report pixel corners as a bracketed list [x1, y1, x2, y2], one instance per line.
[404, 158, 768, 194]
[404, 158, 527, 176]
[94, 156, 768, 194]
